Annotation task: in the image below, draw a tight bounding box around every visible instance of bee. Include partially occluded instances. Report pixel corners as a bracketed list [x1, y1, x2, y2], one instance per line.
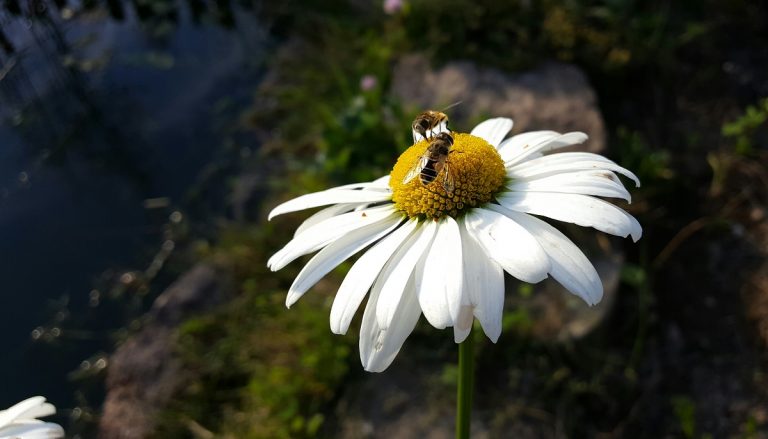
[412, 110, 450, 143]
[403, 132, 456, 194]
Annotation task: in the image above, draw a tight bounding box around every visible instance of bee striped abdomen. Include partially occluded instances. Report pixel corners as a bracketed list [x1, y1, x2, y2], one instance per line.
[420, 161, 440, 185]
[402, 132, 454, 194]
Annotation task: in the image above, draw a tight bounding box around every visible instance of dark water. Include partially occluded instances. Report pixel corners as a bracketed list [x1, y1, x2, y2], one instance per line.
[0, 2, 265, 418]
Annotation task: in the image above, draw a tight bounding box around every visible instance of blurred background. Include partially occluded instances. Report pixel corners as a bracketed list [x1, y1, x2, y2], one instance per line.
[0, 0, 766, 438]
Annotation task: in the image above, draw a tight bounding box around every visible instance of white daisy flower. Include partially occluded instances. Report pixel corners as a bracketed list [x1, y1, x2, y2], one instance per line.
[268, 117, 641, 372]
[0, 396, 65, 439]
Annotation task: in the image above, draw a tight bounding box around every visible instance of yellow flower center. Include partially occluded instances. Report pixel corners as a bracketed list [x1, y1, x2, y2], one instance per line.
[389, 132, 506, 219]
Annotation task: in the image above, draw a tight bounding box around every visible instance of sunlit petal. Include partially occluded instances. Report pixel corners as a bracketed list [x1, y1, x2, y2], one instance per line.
[330, 219, 418, 334]
[498, 130, 560, 161]
[506, 170, 632, 202]
[464, 208, 551, 283]
[507, 152, 640, 187]
[459, 218, 505, 342]
[0, 397, 63, 439]
[504, 132, 588, 166]
[489, 206, 603, 305]
[417, 216, 463, 328]
[268, 205, 395, 271]
[470, 117, 513, 147]
[360, 274, 421, 372]
[498, 191, 642, 242]
[375, 221, 437, 330]
[286, 215, 403, 307]
[268, 187, 391, 220]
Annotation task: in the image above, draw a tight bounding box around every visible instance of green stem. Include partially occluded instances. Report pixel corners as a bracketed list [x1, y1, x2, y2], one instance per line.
[456, 327, 475, 439]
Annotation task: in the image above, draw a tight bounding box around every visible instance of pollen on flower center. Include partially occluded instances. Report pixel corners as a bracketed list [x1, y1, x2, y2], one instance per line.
[389, 132, 506, 219]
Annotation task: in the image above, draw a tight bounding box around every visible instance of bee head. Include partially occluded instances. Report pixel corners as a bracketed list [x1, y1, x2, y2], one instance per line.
[413, 117, 430, 133]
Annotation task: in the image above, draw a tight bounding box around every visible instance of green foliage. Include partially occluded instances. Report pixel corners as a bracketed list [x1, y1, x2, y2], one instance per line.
[722, 98, 768, 155]
[516, 283, 534, 298]
[620, 263, 647, 289]
[400, 0, 706, 73]
[614, 127, 673, 185]
[440, 363, 459, 388]
[671, 395, 697, 438]
[485, 330, 640, 438]
[502, 307, 533, 334]
[319, 82, 410, 181]
[153, 226, 353, 438]
[247, 13, 413, 185]
[741, 416, 759, 439]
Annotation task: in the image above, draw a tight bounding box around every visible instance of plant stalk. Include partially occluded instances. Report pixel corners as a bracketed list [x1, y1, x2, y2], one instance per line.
[456, 327, 475, 439]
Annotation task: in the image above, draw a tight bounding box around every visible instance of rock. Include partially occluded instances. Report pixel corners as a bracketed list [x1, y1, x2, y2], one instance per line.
[99, 264, 229, 439]
[391, 54, 606, 153]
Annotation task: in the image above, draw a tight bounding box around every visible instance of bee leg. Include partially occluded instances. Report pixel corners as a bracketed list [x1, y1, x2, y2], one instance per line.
[437, 180, 454, 196]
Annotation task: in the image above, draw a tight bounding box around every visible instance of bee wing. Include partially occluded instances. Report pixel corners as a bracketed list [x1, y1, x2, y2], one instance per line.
[403, 154, 429, 184]
[432, 120, 449, 139]
[440, 163, 455, 195]
[420, 121, 449, 141]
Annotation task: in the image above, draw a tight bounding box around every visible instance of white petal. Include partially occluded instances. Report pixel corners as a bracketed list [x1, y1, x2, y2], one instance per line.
[370, 175, 391, 187]
[506, 170, 632, 202]
[286, 215, 403, 307]
[268, 188, 391, 220]
[458, 218, 505, 342]
[498, 191, 642, 242]
[375, 221, 437, 329]
[294, 203, 357, 237]
[453, 305, 475, 343]
[417, 217, 463, 329]
[464, 208, 551, 284]
[335, 174, 390, 190]
[491, 207, 603, 305]
[470, 118, 514, 147]
[507, 152, 640, 187]
[330, 219, 418, 334]
[268, 205, 395, 271]
[359, 273, 421, 372]
[0, 422, 65, 438]
[12, 403, 55, 422]
[0, 397, 47, 426]
[504, 132, 588, 166]
[498, 130, 559, 161]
